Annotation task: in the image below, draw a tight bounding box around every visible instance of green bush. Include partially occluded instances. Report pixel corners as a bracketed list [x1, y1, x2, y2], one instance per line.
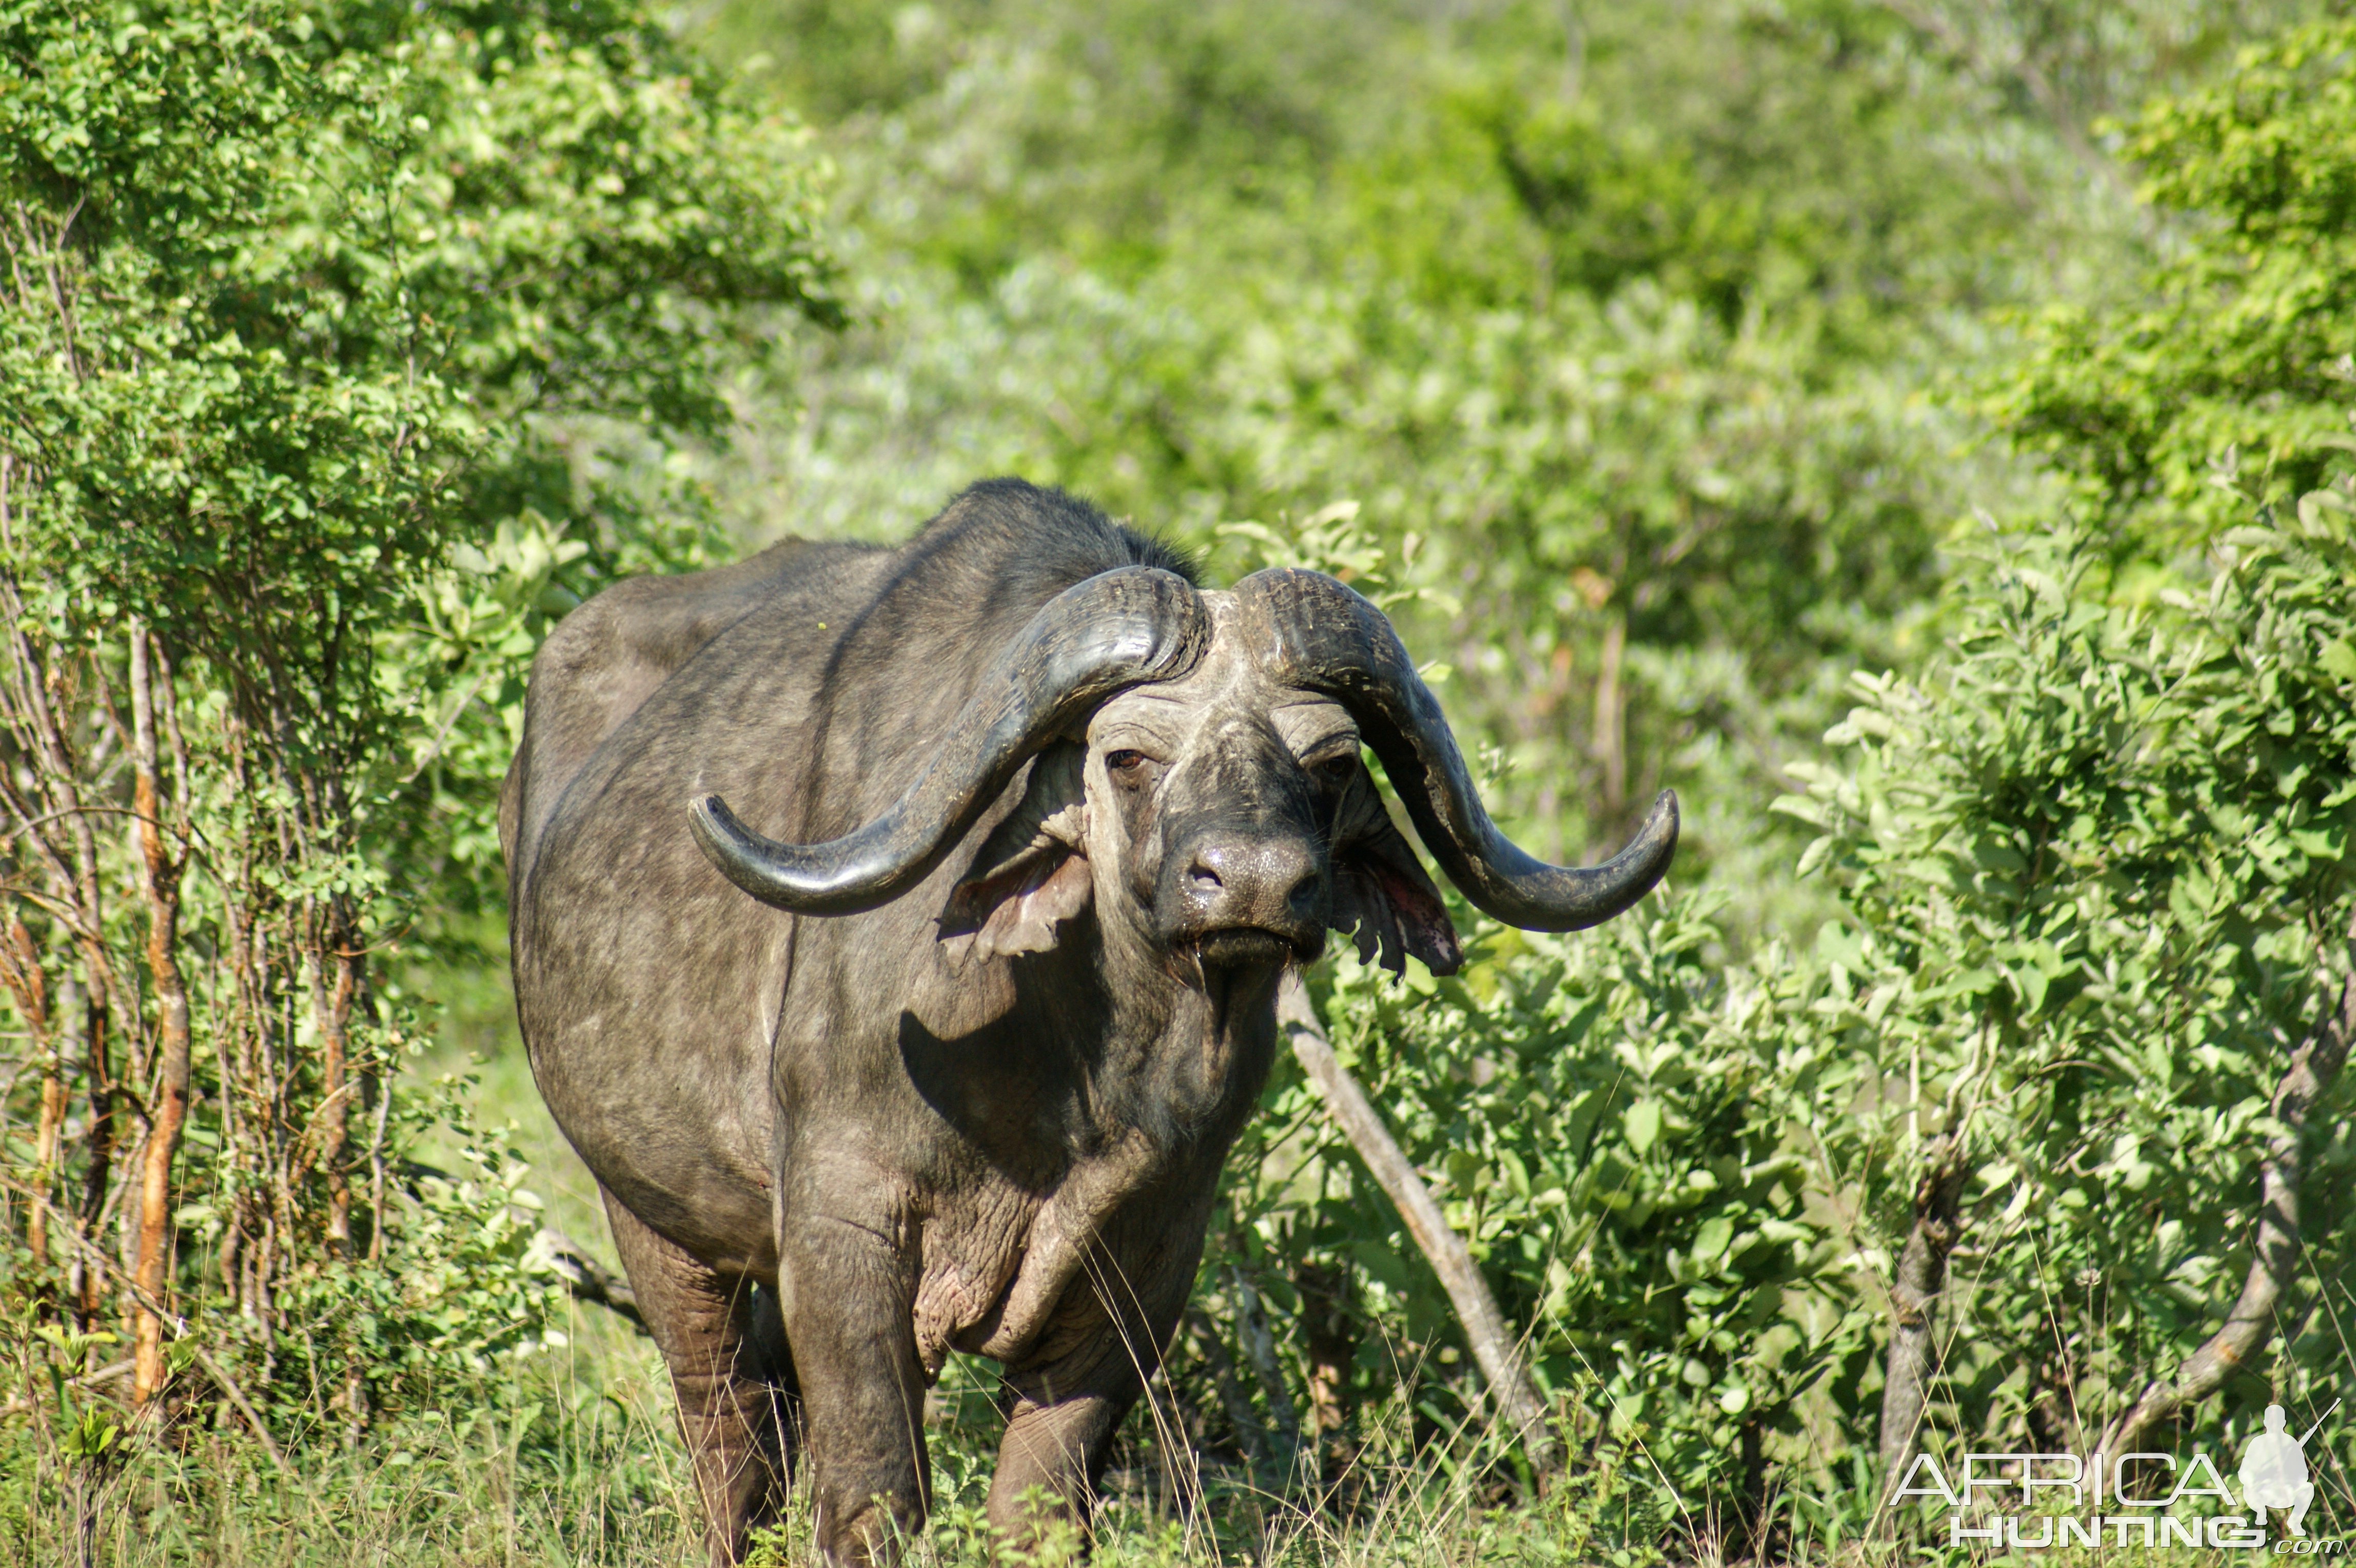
[1177, 495, 2355, 1551]
[1783, 507, 2356, 1492]
[1990, 19, 2356, 555]
[0, 0, 836, 1531]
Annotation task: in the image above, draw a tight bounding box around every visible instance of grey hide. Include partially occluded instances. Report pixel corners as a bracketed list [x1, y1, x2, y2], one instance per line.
[502, 480, 1676, 1566]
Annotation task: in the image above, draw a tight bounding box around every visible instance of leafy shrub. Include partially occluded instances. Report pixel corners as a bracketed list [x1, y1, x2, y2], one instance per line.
[1780, 506, 2356, 1495]
[1172, 489, 2355, 1553]
[0, 0, 836, 1511]
[1990, 19, 2356, 553]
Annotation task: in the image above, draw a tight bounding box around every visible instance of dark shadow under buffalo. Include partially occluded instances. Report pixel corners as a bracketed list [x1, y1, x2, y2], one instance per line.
[501, 480, 1676, 1565]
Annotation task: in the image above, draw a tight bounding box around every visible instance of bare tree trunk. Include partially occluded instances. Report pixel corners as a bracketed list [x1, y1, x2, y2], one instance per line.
[325, 932, 356, 1252]
[310, 931, 356, 1257]
[1874, 1131, 1967, 1527]
[0, 914, 58, 1270]
[130, 623, 192, 1406]
[2097, 934, 2355, 1456]
[74, 985, 111, 1337]
[1277, 977, 1560, 1480]
[366, 1076, 392, 1264]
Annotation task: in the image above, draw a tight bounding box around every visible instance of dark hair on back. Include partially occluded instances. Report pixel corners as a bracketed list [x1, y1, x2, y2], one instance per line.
[930, 478, 1201, 589]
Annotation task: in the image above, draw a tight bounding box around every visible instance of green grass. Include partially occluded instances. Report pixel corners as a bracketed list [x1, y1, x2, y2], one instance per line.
[11, 969, 2332, 1565]
[2, 1350, 1733, 1568]
[4, 1295, 697, 1565]
[12, 1359, 2295, 1567]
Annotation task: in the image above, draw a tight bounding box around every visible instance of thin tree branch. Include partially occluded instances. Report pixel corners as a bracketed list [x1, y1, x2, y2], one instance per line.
[2096, 926, 2356, 1457]
[1276, 975, 1560, 1480]
[130, 620, 193, 1407]
[529, 1228, 647, 1331]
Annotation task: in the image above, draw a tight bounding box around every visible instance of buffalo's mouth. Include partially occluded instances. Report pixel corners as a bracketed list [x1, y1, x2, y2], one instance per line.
[1177, 924, 1325, 979]
[1174, 927, 1314, 1028]
[1193, 928, 1296, 971]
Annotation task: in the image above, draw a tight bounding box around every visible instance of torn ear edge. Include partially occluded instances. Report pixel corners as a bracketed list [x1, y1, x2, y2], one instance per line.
[1326, 763, 1462, 978]
[1333, 822, 1464, 978]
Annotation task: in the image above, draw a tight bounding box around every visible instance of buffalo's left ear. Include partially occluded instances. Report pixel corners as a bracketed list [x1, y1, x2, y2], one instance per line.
[1329, 767, 1463, 977]
[938, 743, 1093, 961]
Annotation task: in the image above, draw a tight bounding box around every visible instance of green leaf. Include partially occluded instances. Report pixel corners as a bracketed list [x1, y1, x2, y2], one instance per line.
[1692, 1214, 1734, 1262]
[1624, 1099, 1663, 1157]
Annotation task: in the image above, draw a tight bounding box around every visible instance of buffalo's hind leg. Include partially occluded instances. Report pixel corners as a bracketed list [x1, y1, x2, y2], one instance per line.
[603, 1188, 800, 1566]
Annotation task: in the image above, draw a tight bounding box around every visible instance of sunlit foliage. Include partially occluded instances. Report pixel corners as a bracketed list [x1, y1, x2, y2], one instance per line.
[0, 0, 834, 1549]
[5, 0, 2352, 1560]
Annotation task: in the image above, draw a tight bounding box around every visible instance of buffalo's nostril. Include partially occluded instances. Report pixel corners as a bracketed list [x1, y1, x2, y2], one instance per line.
[1179, 839, 1321, 943]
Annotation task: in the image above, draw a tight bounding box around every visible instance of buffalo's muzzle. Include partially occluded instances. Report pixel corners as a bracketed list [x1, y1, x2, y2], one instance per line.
[1169, 834, 1326, 966]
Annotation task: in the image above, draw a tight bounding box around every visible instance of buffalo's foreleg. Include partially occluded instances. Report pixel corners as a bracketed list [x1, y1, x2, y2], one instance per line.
[604, 1189, 799, 1566]
[777, 1209, 930, 1567]
[986, 1241, 1192, 1553]
[988, 1386, 1135, 1549]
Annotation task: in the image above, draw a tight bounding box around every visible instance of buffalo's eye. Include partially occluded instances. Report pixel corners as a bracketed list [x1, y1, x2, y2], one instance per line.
[1105, 749, 1153, 787]
[1313, 754, 1358, 788]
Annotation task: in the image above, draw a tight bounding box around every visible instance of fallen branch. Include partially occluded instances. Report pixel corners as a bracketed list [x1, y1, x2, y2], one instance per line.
[530, 1227, 647, 1331]
[1277, 975, 1559, 1480]
[2097, 935, 2356, 1457]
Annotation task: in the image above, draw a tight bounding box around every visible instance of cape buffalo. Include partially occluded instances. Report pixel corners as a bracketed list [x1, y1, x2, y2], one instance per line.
[502, 480, 1675, 1565]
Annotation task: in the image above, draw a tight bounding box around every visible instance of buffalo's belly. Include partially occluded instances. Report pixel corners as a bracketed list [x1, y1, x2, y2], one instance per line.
[528, 1014, 780, 1277]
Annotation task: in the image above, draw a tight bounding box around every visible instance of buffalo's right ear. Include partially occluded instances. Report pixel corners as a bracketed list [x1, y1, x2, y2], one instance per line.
[938, 843, 1091, 960]
[1329, 766, 1463, 977]
[937, 744, 1093, 962]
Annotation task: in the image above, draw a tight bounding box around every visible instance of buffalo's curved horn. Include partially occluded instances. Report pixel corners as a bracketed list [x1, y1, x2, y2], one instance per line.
[691, 566, 1207, 915]
[1235, 567, 1676, 932]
